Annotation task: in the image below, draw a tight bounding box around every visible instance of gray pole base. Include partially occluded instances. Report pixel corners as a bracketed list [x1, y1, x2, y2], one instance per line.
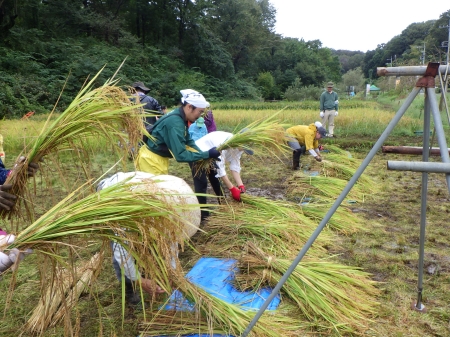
[410, 301, 427, 313]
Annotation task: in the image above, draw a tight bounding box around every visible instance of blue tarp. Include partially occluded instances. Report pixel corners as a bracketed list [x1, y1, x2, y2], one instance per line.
[152, 257, 281, 337]
[149, 257, 280, 337]
[164, 257, 281, 311]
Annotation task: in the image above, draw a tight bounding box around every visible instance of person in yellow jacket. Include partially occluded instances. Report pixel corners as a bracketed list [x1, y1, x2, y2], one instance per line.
[286, 121, 328, 170]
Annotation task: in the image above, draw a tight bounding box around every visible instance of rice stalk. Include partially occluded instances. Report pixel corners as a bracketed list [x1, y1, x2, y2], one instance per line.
[25, 252, 103, 335]
[195, 109, 291, 173]
[2, 178, 203, 304]
[236, 243, 380, 335]
[286, 175, 367, 202]
[320, 159, 373, 187]
[301, 204, 364, 234]
[197, 200, 332, 258]
[1, 64, 145, 219]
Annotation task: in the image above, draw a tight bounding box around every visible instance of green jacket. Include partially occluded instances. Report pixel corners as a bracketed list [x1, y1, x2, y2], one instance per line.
[145, 107, 210, 162]
[319, 90, 338, 111]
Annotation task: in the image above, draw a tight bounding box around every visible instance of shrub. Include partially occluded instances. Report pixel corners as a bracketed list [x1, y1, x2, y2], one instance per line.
[284, 79, 323, 101]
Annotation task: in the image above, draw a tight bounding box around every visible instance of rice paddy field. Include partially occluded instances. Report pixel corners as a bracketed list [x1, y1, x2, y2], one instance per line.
[1, 93, 450, 337]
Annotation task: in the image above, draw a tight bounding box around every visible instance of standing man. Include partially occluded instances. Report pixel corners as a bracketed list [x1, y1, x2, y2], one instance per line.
[131, 81, 163, 126]
[319, 82, 339, 137]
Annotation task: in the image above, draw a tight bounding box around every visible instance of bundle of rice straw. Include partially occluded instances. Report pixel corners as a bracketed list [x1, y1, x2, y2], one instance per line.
[195, 110, 290, 173]
[1, 178, 199, 305]
[235, 242, 380, 335]
[25, 252, 103, 335]
[1, 64, 145, 218]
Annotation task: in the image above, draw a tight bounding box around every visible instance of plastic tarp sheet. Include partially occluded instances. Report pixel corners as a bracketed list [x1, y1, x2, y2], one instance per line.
[165, 257, 280, 311]
[153, 257, 281, 337]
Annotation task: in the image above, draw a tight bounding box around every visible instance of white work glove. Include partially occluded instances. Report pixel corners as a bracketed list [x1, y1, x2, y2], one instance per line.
[334, 100, 339, 104]
[319, 111, 324, 118]
[0, 249, 32, 276]
[0, 234, 32, 277]
[335, 111, 338, 116]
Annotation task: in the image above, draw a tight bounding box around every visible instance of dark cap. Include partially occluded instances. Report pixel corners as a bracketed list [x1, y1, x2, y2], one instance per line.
[132, 81, 150, 92]
[327, 82, 334, 88]
[317, 126, 328, 137]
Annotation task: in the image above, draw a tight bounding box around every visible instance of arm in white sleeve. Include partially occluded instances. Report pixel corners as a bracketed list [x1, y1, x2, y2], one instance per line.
[314, 148, 320, 156]
[112, 241, 139, 281]
[227, 149, 242, 173]
[214, 155, 227, 178]
[308, 149, 319, 157]
[0, 234, 17, 273]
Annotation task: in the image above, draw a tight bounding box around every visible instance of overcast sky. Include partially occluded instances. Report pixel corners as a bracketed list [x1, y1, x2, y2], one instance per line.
[269, 0, 450, 52]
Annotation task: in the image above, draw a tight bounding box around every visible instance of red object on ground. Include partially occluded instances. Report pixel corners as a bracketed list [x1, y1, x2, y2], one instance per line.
[21, 111, 35, 120]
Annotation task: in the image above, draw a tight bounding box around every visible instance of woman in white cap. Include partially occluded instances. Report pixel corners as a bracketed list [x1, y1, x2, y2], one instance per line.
[135, 89, 221, 175]
[195, 131, 253, 203]
[286, 121, 328, 170]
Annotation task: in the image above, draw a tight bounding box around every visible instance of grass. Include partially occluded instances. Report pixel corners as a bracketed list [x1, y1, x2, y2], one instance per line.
[1, 94, 450, 336]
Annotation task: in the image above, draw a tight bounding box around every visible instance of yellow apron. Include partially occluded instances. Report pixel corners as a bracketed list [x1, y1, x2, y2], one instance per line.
[135, 146, 169, 175]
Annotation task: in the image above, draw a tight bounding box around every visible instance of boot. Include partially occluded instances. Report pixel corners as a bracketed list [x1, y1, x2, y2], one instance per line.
[125, 281, 141, 305]
[292, 150, 301, 170]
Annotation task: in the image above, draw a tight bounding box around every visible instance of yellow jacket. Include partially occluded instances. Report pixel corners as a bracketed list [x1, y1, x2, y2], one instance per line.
[286, 123, 318, 151]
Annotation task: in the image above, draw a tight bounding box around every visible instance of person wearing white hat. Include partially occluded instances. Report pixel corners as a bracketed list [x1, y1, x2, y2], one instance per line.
[135, 89, 221, 175]
[286, 122, 328, 170]
[195, 131, 253, 203]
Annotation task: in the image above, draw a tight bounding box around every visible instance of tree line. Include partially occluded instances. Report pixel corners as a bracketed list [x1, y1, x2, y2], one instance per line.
[0, 0, 343, 117]
[0, 1, 449, 118]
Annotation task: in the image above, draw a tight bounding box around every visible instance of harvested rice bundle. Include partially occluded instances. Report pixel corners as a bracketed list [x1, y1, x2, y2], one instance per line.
[285, 175, 367, 203]
[195, 110, 290, 172]
[1, 173, 206, 332]
[236, 243, 379, 335]
[301, 204, 363, 234]
[25, 252, 103, 335]
[323, 145, 361, 170]
[1, 65, 144, 218]
[320, 159, 373, 187]
[1, 178, 199, 301]
[196, 197, 332, 258]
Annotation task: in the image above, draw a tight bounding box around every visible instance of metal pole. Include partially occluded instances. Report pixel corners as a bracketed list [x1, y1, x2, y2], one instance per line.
[427, 88, 450, 193]
[377, 65, 450, 77]
[412, 91, 431, 312]
[387, 161, 450, 173]
[437, 67, 450, 125]
[240, 86, 422, 337]
[447, 18, 450, 65]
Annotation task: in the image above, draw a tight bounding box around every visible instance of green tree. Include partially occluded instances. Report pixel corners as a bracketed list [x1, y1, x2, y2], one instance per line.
[256, 71, 275, 100]
[203, 0, 276, 73]
[342, 67, 366, 93]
